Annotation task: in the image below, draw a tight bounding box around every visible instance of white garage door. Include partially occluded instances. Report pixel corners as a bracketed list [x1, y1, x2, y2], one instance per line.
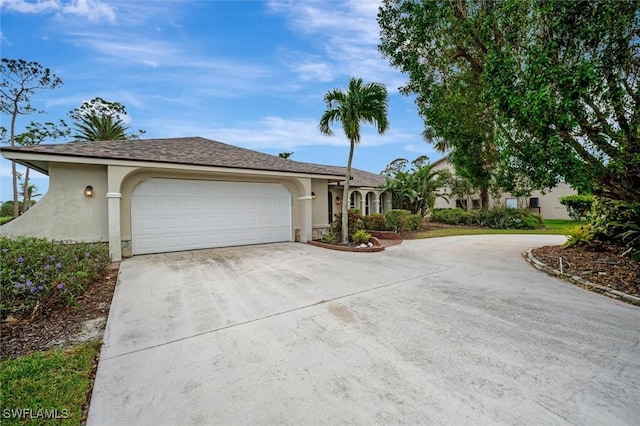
[131, 179, 291, 255]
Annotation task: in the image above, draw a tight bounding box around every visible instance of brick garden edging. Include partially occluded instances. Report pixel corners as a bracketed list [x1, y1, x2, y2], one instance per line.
[523, 249, 640, 306]
[306, 238, 385, 252]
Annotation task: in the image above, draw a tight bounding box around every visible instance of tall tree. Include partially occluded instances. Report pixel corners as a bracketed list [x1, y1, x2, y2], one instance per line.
[15, 120, 69, 213]
[0, 59, 63, 217]
[69, 97, 145, 141]
[379, 0, 499, 209]
[319, 77, 389, 243]
[379, 0, 640, 205]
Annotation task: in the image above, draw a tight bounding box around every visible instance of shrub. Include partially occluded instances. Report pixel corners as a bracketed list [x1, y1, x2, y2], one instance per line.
[589, 198, 640, 260]
[430, 208, 475, 225]
[352, 229, 372, 245]
[331, 209, 364, 241]
[476, 207, 543, 230]
[560, 224, 594, 249]
[0, 237, 111, 320]
[430, 207, 542, 229]
[383, 210, 425, 233]
[559, 194, 595, 220]
[362, 213, 386, 231]
[321, 228, 338, 244]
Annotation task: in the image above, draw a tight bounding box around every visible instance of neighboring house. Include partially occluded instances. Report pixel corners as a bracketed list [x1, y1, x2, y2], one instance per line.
[430, 156, 575, 220]
[0, 137, 383, 261]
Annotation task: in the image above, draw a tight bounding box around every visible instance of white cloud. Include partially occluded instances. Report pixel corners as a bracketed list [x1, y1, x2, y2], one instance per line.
[268, 0, 401, 87]
[1, 0, 116, 23]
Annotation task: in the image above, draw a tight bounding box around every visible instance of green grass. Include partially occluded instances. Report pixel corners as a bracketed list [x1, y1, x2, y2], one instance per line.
[0, 216, 13, 226]
[0, 341, 101, 425]
[412, 219, 586, 239]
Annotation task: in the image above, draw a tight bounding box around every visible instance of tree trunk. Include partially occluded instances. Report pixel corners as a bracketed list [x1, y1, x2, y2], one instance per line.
[342, 139, 356, 244]
[21, 167, 30, 214]
[480, 187, 490, 210]
[10, 108, 19, 218]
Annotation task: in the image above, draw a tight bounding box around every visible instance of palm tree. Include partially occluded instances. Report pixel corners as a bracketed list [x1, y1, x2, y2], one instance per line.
[319, 77, 389, 243]
[73, 114, 129, 141]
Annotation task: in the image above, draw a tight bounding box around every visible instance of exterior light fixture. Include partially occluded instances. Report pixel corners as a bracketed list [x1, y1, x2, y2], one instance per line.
[84, 185, 94, 197]
[336, 196, 341, 205]
[311, 192, 317, 200]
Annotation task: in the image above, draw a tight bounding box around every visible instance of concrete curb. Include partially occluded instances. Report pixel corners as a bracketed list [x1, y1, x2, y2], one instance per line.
[523, 249, 640, 306]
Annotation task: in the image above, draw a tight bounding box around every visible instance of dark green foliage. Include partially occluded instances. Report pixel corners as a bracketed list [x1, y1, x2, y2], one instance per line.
[0, 237, 111, 320]
[560, 195, 595, 221]
[382, 156, 448, 215]
[589, 198, 640, 260]
[321, 228, 338, 244]
[476, 206, 543, 230]
[378, 0, 640, 206]
[331, 210, 364, 241]
[430, 207, 543, 230]
[1, 200, 34, 217]
[362, 213, 386, 231]
[430, 208, 476, 225]
[383, 209, 423, 233]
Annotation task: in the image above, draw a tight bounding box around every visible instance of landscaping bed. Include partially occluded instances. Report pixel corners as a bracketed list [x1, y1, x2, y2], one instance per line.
[531, 243, 640, 299]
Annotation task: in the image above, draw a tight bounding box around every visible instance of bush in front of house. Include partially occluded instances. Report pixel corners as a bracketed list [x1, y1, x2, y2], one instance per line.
[429, 208, 475, 225]
[0, 236, 111, 321]
[476, 206, 543, 229]
[383, 209, 423, 233]
[588, 197, 640, 260]
[352, 229, 373, 245]
[559, 194, 595, 221]
[429, 207, 542, 229]
[331, 209, 364, 242]
[362, 213, 386, 231]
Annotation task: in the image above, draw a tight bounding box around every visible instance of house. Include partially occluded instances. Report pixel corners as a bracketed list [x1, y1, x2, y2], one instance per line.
[430, 156, 576, 219]
[0, 137, 388, 261]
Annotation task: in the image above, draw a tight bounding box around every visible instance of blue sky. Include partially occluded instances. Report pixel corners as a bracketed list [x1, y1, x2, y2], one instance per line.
[0, 0, 437, 201]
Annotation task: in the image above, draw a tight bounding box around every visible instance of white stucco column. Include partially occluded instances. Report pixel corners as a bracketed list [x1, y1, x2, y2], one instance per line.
[106, 192, 122, 261]
[373, 198, 380, 214]
[360, 197, 367, 215]
[297, 195, 313, 242]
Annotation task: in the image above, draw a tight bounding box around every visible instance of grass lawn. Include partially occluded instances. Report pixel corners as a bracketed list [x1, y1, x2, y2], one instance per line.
[0, 341, 101, 425]
[412, 219, 586, 239]
[0, 216, 13, 226]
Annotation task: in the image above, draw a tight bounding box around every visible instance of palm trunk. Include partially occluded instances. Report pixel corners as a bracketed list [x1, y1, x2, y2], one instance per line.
[342, 139, 356, 244]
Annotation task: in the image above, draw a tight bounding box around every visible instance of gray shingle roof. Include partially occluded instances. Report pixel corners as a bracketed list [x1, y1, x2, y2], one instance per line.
[0, 137, 348, 177]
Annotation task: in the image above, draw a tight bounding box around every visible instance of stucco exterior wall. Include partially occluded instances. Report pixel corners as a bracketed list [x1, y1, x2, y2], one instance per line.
[311, 179, 330, 227]
[430, 157, 575, 219]
[0, 163, 109, 242]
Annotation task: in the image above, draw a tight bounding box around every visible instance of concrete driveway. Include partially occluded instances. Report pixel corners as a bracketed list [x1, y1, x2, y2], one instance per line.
[88, 235, 640, 425]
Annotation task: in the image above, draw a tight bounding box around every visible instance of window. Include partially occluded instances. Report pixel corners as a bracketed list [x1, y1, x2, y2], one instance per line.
[472, 199, 480, 209]
[529, 197, 539, 208]
[350, 192, 356, 209]
[328, 192, 333, 223]
[506, 198, 517, 208]
[456, 199, 468, 209]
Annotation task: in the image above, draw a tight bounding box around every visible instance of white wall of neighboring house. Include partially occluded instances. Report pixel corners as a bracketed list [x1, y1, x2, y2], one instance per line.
[431, 157, 576, 220]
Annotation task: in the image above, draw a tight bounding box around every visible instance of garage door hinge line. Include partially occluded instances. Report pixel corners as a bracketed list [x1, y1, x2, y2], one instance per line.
[102, 267, 453, 361]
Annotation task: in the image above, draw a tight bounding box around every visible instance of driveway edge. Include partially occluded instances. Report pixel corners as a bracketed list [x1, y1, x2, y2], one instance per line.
[523, 249, 640, 306]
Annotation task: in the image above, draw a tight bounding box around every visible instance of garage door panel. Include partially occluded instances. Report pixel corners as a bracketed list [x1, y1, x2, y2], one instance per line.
[132, 179, 291, 255]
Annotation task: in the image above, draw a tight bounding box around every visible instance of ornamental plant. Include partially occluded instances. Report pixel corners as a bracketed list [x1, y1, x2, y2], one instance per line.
[352, 229, 372, 245]
[0, 236, 111, 320]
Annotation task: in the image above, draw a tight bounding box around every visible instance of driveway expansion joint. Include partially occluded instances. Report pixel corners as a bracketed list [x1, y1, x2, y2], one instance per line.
[523, 248, 640, 306]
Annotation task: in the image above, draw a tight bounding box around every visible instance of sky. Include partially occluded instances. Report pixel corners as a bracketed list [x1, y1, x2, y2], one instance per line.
[0, 0, 438, 201]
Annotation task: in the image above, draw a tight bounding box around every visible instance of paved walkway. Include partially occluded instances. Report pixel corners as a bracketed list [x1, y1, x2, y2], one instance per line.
[88, 235, 640, 426]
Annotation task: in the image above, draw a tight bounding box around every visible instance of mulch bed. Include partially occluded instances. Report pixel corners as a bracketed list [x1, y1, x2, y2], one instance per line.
[531, 243, 640, 297]
[0, 266, 119, 361]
